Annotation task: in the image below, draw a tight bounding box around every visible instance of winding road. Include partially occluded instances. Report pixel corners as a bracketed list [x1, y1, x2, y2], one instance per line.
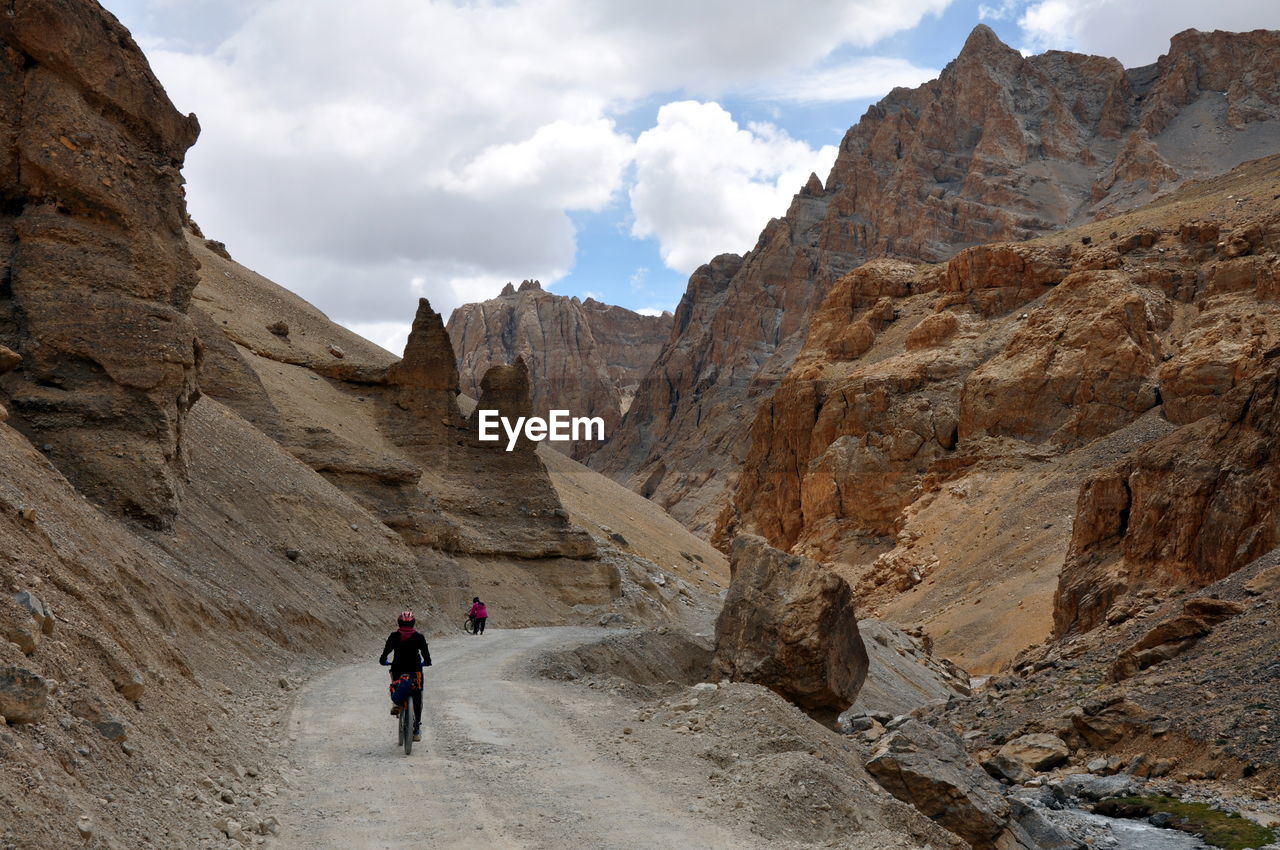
[277, 627, 760, 849]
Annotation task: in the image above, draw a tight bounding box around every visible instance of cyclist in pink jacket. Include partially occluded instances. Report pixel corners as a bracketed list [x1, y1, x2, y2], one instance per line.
[468, 597, 488, 635]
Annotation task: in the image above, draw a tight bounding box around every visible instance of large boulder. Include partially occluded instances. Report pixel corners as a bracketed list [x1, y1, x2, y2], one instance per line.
[1070, 700, 1148, 749]
[1052, 773, 1140, 803]
[867, 720, 1081, 849]
[0, 666, 48, 724]
[866, 719, 1011, 847]
[713, 535, 866, 713]
[983, 734, 1070, 783]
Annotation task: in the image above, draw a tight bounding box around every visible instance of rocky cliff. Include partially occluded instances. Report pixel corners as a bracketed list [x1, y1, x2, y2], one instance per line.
[447, 281, 671, 457]
[591, 25, 1280, 536]
[0, 0, 202, 527]
[724, 153, 1280, 671]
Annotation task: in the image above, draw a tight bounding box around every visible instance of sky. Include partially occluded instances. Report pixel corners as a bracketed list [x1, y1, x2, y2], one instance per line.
[103, 0, 1280, 355]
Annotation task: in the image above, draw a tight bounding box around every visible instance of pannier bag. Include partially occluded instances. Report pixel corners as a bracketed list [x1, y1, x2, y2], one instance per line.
[388, 671, 422, 706]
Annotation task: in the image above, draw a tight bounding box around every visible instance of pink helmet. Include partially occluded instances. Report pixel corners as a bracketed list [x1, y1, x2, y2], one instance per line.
[398, 611, 415, 625]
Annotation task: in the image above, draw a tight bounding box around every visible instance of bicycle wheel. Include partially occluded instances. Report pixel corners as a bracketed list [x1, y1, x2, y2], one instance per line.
[400, 697, 413, 755]
[463, 617, 475, 634]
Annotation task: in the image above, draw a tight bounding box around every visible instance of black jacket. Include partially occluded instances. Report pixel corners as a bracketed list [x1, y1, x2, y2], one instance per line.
[379, 630, 432, 675]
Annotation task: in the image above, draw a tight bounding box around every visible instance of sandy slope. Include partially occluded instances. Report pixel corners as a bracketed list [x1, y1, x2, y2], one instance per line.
[276, 628, 767, 849]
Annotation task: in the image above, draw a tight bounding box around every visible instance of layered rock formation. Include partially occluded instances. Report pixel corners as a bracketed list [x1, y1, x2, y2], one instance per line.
[1057, 348, 1280, 635]
[0, 0, 202, 526]
[447, 281, 671, 457]
[724, 152, 1280, 670]
[592, 25, 1280, 535]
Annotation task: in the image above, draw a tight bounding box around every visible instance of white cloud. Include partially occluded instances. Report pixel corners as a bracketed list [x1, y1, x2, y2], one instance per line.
[345, 321, 413, 357]
[109, 0, 954, 327]
[636, 307, 670, 317]
[1012, 0, 1280, 65]
[445, 119, 633, 211]
[630, 101, 838, 273]
[765, 57, 940, 103]
[977, 0, 1021, 21]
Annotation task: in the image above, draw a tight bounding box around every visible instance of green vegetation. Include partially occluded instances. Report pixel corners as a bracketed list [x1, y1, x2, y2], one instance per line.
[1096, 795, 1276, 850]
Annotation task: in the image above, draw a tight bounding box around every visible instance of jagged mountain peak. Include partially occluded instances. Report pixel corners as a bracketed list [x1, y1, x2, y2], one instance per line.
[592, 25, 1280, 537]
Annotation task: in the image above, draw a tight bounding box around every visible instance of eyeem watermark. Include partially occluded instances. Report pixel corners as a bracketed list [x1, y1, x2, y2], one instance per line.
[476, 409, 605, 451]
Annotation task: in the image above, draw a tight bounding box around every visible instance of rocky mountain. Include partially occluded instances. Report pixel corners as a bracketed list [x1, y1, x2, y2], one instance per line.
[447, 281, 672, 458]
[6, 3, 1280, 847]
[590, 24, 1280, 536]
[723, 152, 1280, 671]
[0, 2, 726, 844]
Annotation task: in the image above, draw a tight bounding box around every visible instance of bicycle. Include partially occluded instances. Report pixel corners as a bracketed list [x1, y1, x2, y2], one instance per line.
[463, 614, 476, 634]
[389, 670, 422, 755]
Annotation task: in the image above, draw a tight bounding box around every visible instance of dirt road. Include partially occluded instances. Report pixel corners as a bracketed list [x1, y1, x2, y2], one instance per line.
[277, 627, 767, 849]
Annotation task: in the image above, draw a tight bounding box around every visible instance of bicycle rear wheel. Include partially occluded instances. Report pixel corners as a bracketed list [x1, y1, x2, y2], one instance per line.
[463, 617, 475, 634]
[400, 698, 413, 755]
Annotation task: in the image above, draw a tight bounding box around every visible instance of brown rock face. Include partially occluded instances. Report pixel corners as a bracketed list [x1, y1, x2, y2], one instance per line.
[723, 153, 1280, 668]
[0, 0, 201, 526]
[713, 535, 866, 714]
[1056, 366, 1280, 636]
[1109, 597, 1244, 681]
[446, 283, 671, 458]
[592, 25, 1280, 534]
[383, 297, 464, 446]
[379, 300, 596, 560]
[959, 269, 1170, 446]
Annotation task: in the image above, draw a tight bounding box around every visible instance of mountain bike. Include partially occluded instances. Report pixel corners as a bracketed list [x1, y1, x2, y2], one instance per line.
[389, 671, 420, 755]
[463, 614, 476, 634]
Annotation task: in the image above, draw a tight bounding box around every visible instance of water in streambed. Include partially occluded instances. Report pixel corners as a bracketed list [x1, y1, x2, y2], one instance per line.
[1048, 808, 1213, 849]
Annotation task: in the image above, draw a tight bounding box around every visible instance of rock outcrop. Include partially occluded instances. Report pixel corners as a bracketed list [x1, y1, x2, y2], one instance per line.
[1108, 596, 1244, 681]
[713, 534, 866, 714]
[721, 153, 1280, 669]
[867, 720, 1012, 848]
[0, 666, 48, 724]
[1056, 351, 1280, 636]
[0, 0, 202, 526]
[592, 25, 1280, 535]
[378, 300, 596, 560]
[447, 282, 671, 457]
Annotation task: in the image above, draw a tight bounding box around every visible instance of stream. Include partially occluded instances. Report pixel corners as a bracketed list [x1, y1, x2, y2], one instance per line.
[1046, 808, 1213, 849]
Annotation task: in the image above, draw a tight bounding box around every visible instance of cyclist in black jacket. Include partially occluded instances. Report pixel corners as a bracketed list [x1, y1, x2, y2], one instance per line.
[379, 611, 432, 741]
